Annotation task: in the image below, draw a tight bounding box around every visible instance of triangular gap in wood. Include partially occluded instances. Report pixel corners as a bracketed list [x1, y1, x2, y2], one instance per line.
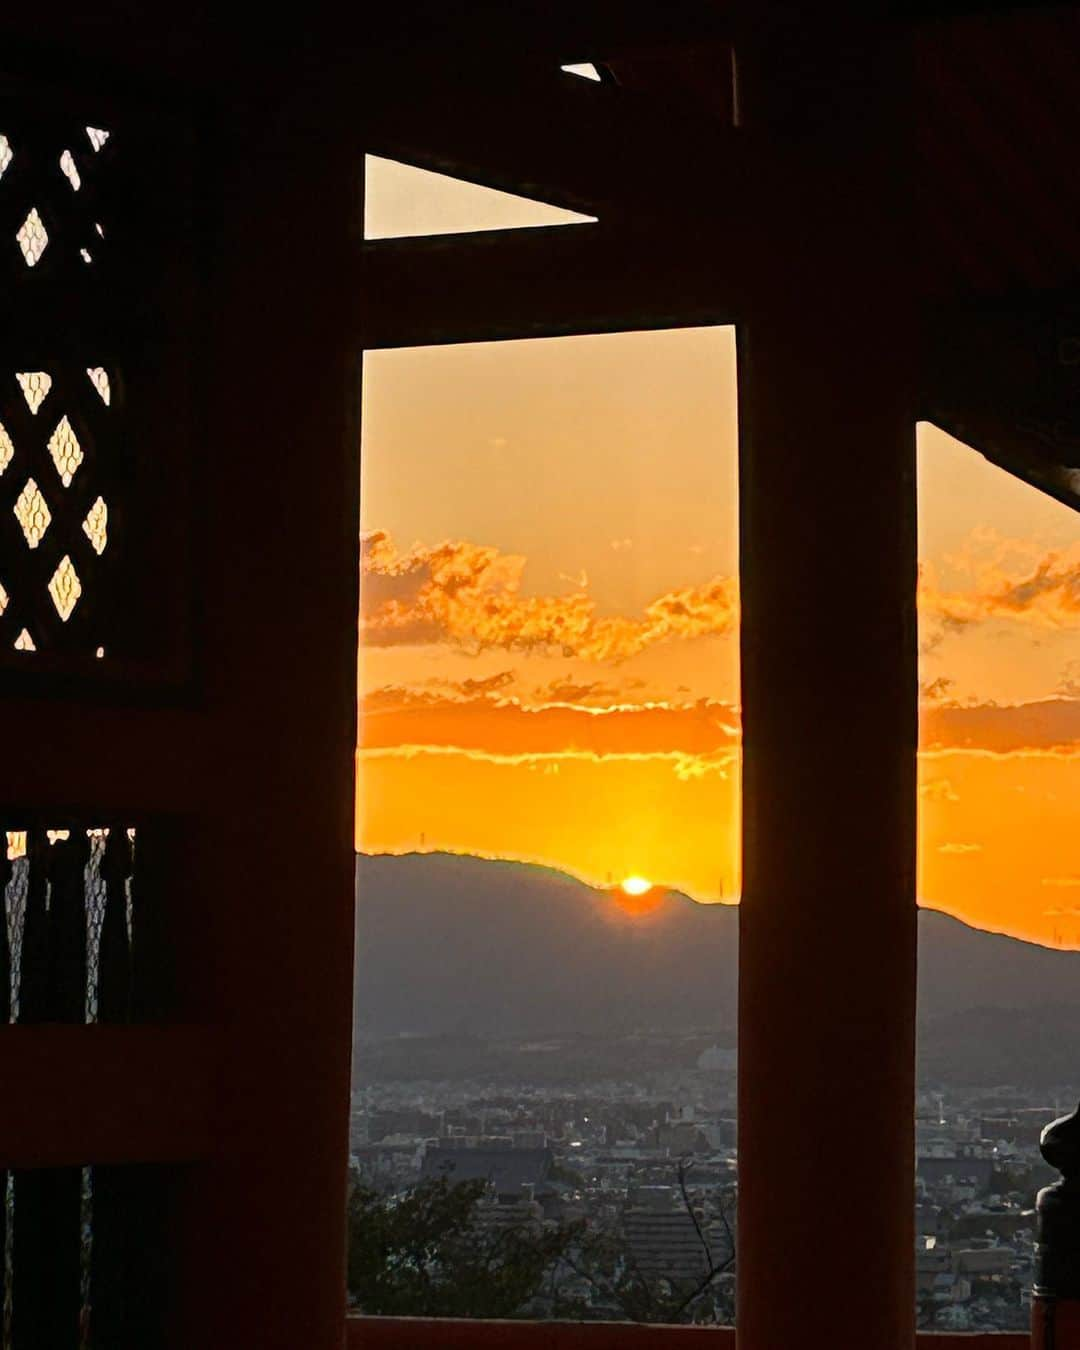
[561, 63, 603, 82]
[364, 155, 596, 240]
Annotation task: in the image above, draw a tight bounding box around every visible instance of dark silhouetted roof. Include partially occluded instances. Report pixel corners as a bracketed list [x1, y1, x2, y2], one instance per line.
[421, 1146, 554, 1196]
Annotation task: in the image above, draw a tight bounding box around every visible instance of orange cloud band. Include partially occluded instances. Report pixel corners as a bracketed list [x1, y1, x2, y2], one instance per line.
[361, 684, 1080, 759]
[919, 545, 1080, 631]
[361, 531, 737, 660]
[360, 686, 739, 758]
[364, 532, 1080, 664]
[920, 698, 1080, 753]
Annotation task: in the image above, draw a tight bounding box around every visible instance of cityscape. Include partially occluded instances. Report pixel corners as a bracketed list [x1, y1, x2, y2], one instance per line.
[350, 1028, 1066, 1330]
[353, 232, 1080, 1331]
[349, 851, 1080, 1330]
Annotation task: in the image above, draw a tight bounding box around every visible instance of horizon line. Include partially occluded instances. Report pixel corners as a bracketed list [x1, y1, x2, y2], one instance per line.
[355, 847, 1078, 954]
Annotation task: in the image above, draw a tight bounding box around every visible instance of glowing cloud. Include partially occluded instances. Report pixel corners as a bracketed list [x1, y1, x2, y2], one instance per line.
[919, 537, 1080, 633]
[361, 531, 737, 660]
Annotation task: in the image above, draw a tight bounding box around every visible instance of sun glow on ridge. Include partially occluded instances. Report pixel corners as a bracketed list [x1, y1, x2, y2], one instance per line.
[620, 875, 652, 897]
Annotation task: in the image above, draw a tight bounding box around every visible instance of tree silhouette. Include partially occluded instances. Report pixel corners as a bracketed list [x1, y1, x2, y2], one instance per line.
[559, 1157, 736, 1324]
[346, 1173, 579, 1318]
[346, 1157, 736, 1325]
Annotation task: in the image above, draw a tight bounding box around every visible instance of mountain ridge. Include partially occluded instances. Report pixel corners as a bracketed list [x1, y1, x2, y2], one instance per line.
[354, 851, 1080, 1083]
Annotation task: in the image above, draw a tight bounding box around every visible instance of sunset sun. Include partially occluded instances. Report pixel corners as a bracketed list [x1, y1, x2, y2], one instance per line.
[620, 876, 652, 897]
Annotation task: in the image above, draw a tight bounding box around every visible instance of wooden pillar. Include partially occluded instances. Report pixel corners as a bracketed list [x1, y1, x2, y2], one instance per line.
[736, 11, 918, 1350]
[168, 88, 362, 1350]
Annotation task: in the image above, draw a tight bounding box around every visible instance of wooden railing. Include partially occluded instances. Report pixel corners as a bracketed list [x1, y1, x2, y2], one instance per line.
[348, 1319, 734, 1348]
[347, 1319, 1029, 1348]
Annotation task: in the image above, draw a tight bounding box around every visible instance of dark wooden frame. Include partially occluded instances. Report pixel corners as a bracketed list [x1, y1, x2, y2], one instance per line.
[351, 53, 920, 1350]
[349, 11, 1043, 1350]
[0, 5, 1063, 1349]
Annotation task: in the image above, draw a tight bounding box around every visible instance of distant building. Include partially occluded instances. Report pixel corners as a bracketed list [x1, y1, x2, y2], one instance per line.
[512, 1130, 548, 1150]
[915, 1202, 946, 1238]
[917, 1156, 994, 1195]
[702, 1118, 737, 1149]
[475, 1194, 545, 1234]
[421, 1145, 554, 1202]
[622, 1207, 712, 1285]
[697, 1046, 737, 1073]
[952, 1246, 1014, 1277]
[933, 1273, 972, 1305]
[916, 1238, 950, 1295]
[657, 1121, 711, 1154]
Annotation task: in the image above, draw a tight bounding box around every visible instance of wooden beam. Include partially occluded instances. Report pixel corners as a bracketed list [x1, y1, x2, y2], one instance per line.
[360, 228, 1080, 534]
[918, 1339, 1026, 1349]
[339, 0, 732, 66]
[357, 61, 744, 219]
[348, 1319, 733, 1349]
[0, 1025, 212, 1166]
[347, 1319, 1030, 1348]
[348, 1323, 1030, 1349]
[357, 224, 747, 349]
[1, 0, 731, 92]
[922, 295, 1080, 514]
[0, 702, 200, 815]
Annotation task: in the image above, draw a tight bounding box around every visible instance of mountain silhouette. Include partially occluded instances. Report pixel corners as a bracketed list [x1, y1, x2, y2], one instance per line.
[355, 851, 738, 1037]
[354, 852, 1080, 1083]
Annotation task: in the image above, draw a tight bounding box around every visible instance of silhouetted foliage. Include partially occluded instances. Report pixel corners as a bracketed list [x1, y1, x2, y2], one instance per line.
[558, 1160, 736, 1324]
[347, 1159, 735, 1324]
[346, 1175, 579, 1318]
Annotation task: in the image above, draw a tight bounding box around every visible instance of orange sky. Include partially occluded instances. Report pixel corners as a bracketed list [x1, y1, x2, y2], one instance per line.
[356, 159, 1080, 949]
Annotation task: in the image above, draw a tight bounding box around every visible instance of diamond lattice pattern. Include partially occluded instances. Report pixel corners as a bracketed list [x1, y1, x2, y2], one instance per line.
[59, 149, 81, 192]
[47, 416, 83, 486]
[2, 367, 114, 651]
[16, 372, 51, 415]
[16, 208, 48, 267]
[13, 479, 50, 548]
[3, 120, 120, 659]
[82, 497, 107, 555]
[86, 368, 110, 405]
[48, 555, 82, 620]
[3, 362, 115, 648]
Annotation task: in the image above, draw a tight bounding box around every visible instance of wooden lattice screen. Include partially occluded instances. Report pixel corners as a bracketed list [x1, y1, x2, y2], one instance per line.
[1, 824, 172, 1028]
[1, 1162, 171, 1349]
[0, 77, 195, 1350]
[1, 823, 175, 1349]
[0, 118, 126, 663]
